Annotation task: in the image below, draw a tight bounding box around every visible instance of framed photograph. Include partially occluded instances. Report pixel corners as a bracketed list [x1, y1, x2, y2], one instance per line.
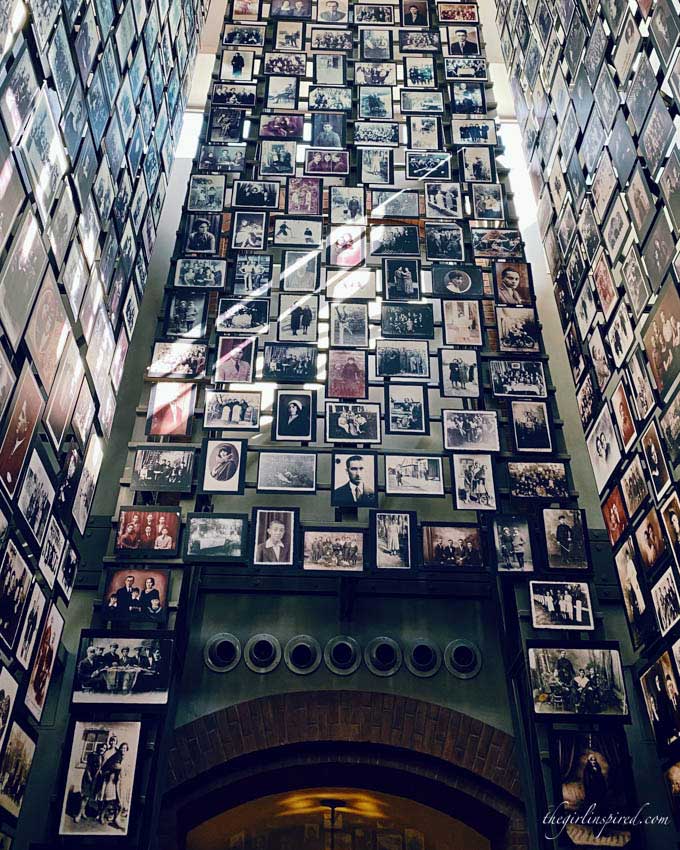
[262, 343, 317, 382]
[423, 182, 461, 220]
[399, 28, 440, 51]
[404, 55, 436, 87]
[327, 350, 368, 399]
[376, 340, 430, 380]
[258, 451, 316, 493]
[385, 454, 444, 497]
[452, 453, 496, 510]
[635, 505, 668, 575]
[102, 566, 170, 624]
[259, 112, 305, 139]
[0, 365, 43, 501]
[652, 566, 680, 636]
[310, 27, 352, 50]
[400, 90, 444, 114]
[17, 449, 55, 548]
[542, 508, 589, 570]
[327, 226, 365, 267]
[381, 303, 434, 340]
[232, 180, 279, 210]
[273, 390, 316, 441]
[385, 384, 429, 436]
[496, 307, 540, 354]
[641, 650, 680, 750]
[278, 293, 319, 342]
[511, 401, 552, 453]
[406, 152, 452, 183]
[115, 507, 181, 556]
[16, 582, 46, 671]
[509, 462, 569, 500]
[208, 107, 245, 144]
[59, 720, 141, 836]
[148, 341, 208, 380]
[314, 53, 346, 83]
[223, 23, 267, 45]
[215, 336, 257, 383]
[308, 85, 353, 111]
[221, 48, 256, 80]
[188, 174, 225, 213]
[325, 402, 382, 444]
[329, 303, 368, 348]
[331, 451, 378, 507]
[72, 631, 173, 705]
[0, 722, 36, 820]
[382, 259, 421, 300]
[271, 0, 312, 16]
[278, 251, 319, 294]
[131, 448, 195, 493]
[228, 255, 272, 299]
[359, 148, 393, 185]
[439, 349, 479, 398]
[450, 81, 486, 114]
[489, 359, 547, 398]
[25, 603, 64, 722]
[421, 523, 482, 569]
[185, 214, 221, 255]
[303, 528, 365, 572]
[471, 228, 523, 259]
[371, 188, 419, 219]
[460, 146, 494, 183]
[330, 187, 365, 225]
[360, 28, 393, 59]
[642, 277, 680, 400]
[402, 0, 429, 24]
[529, 581, 593, 630]
[444, 57, 486, 80]
[273, 216, 322, 247]
[442, 300, 482, 346]
[146, 382, 196, 438]
[443, 410, 499, 452]
[287, 177, 322, 216]
[205, 390, 261, 431]
[354, 3, 394, 22]
[260, 140, 297, 176]
[430, 264, 482, 299]
[493, 516, 533, 572]
[425, 222, 464, 261]
[264, 76, 300, 111]
[370, 510, 417, 570]
[216, 297, 269, 335]
[355, 61, 397, 86]
[252, 508, 299, 566]
[527, 641, 628, 719]
[231, 211, 268, 250]
[185, 513, 248, 562]
[325, 269, 374, 304]
[199, 439, 247, 494]
[641, 421, 672, 502]
[354, 121, 400, 147]
[407, 115, 443, 149]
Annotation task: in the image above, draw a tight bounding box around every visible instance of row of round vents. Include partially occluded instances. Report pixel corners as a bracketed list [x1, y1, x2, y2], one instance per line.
[204, 633, 482, 679]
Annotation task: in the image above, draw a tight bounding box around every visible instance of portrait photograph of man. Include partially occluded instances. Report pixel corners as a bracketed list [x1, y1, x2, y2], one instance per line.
[253, 509, 296, 565]
[332, 452, 378, 507]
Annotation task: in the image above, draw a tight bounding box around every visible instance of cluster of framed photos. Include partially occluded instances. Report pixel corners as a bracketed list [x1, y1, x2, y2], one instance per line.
[498, 0, 680, 826]
[0, 0, 206, 839]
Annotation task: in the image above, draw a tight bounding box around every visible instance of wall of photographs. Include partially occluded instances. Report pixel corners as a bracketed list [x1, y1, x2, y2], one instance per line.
[497, 0, 680, 824]
[47, 0, 649, 845]
[0, 0, 205, 840]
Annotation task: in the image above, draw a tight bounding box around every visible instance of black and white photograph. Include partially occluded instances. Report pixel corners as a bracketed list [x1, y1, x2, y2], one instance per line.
[425, 222, 464, 261]
[642, 277, 680, 400]
[511, 401, 552, 453]
[329, 187, 365, 225]
[472, 183, 504, 220]
[406, 151, 452, 181]
[199, 440, 246, 494]
[382, 259, 421, 300]
[641, 421, 672, 502]
[529, 581, 594, 630]
[329, 303, 368, 348]
[274, 390, 315, 441]
[131, 448, 195, 492]
[421, 524, 482, 568]
[326, 269, 376, 301]
[303, 529, 364, 572]
[376, 340, 430, 380]
[359, 149, 393, 184]
[72, 633, 173, 705]
[424, 182, 461, 219]
[635, 506, 667, 575]
[452, 454, 496, 510]
[260, 140, 297, 176]
[204, 391, 261, 430]
[231, 211, 268, 250]
[355, 61, 397, 86]
[174, 259, 226, 292]
[262, 343, 318, 382]
[216, 298, 270, 335]
[252, 508, 298, 566]
[308, 85, 352, 111]
[232, 180, 279, 210]
[460, 146, 494, 182]
[431, 264, 483, 299]
[371, 510, 417, 570]
[265, 76, 299, 111]
[651, 566, 680, 636]
[214, 337, 257, 383]
[385, 455, 444, 497]
[325, 402, 382, 444]
[496, 307, 540, 353]
[508, 462, 569, 500]
[37, 515, 64, 588]
[615, 537, 652, 651]
[17, 450, 55, 548]
[386, 385, 428, 435]
[185, 214, 221, 254]
[443, 410, 499, 452]
[358, 86, 393, 120]
[278, 293, 319, 341]
[280, 250, 320, 292]
[408, 115, 443, 149]
[185, 514, 248, 562]
[16, 583, 46, 670]
[527, 643, 628, 718]
[258, 452, 316, 493]
[448, 25, 480, 54]
[439, 349, 479, 398]
[381, 304, 434, 340]
[542, 509, 589, 570]
[490, 359, 547, 398]
[272, 216, 323, 247]
[493, 516, 533, 572]
[354, 121, 400, 147]
[331, 452, 378, 508]
[59, 720, 141, 836]
[187, 174, 225, 212]
[371, 188, 420, 220]
[641, 651, 680, 750]
[0, 722, 35, 820]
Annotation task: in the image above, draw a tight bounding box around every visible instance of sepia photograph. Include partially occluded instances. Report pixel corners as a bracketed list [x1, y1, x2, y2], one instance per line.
[16, 450, 55, 548]
[0, 722, 35, 820]
[385, 454, 444, 497]
[508, 462, 569, 499]
[327, 350, 367, 399]
[641, 651, 680, 750]
[214, 336, 257, 383]
[303, 529, 364, 572]
[371, 510, 417, 570]
[25, 604, 64, 722]
[146, 382, 196, 438]
[493, 516, 533, 572]
[421, 524, 482, 568]
[641, 420, 672, 501]
[651, 566, 680, 636]
[442, 300, 482, 346]
[115, 507, 181, 556]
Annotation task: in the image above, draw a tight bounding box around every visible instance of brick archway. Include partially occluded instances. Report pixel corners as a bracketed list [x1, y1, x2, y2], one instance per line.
[160, 691, 528, 850]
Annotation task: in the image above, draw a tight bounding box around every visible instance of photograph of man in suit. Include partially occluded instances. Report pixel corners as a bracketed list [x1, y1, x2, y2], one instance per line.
[319, 0, 345, 21]
[450, 28, 479, 55]
[255, 515, 293, 564]
[333, 455, 376, 506]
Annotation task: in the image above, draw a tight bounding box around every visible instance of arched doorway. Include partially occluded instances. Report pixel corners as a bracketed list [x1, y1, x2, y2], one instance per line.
[160, 692, 528, 850]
